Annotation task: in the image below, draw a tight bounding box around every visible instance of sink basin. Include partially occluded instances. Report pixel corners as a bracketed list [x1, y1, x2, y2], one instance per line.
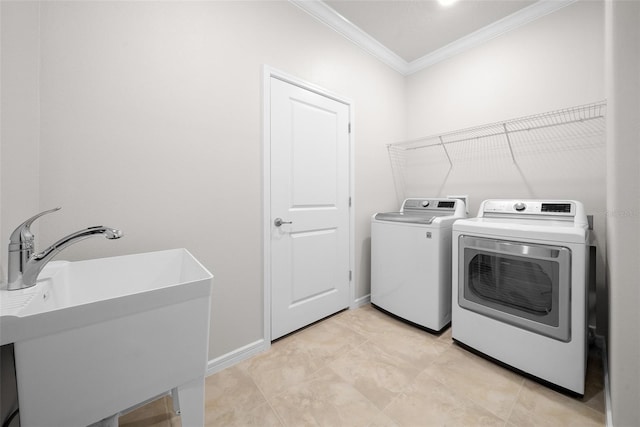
[1, 248, 213, 344]
[0, 248, 213, 426]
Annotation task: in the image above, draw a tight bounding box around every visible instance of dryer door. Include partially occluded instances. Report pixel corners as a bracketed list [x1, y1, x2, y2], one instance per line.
[458, 236, 571, 342]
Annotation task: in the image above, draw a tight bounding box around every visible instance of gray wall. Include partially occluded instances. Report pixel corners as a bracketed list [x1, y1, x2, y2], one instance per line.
[1, 3, 41, 419]
[0, 1, 404, 362]
[1, 1, 41, 271]
[605, 0, 640, 425]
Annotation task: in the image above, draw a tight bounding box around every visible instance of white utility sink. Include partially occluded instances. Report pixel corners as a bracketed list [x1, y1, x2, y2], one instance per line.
[0, 248, 213, 427]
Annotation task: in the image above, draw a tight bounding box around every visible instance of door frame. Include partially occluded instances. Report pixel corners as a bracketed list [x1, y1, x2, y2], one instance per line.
[262, 65, 355, 345]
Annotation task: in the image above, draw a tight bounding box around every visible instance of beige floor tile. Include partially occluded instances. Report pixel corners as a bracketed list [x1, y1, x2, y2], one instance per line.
[205, 401, 283, 426]
[234, 315, 365, 401]
[118, 305, 605, 427]
[119, 396, 180, 427]
[204, 365, 267, 413]
[422, 344, 524, 419]
[372, 323, 450, 371]
[331, 305, 416, 339]
[268, 367, 385, 427]
[508, 379, 605, 427]
[331, 339, 422, 410]
[366, 412, 401, 427]
[237, 335, 323, 398]
[437, 326, 453, 343]
[291, 317, 369, 367]
[383, 374, 506, 427]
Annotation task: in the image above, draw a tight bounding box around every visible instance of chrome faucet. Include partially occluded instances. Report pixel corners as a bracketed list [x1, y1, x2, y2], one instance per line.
[6, 207, 123, 290]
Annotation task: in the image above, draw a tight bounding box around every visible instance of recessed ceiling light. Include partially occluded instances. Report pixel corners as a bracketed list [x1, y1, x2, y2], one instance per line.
[438, 0, 459, 6]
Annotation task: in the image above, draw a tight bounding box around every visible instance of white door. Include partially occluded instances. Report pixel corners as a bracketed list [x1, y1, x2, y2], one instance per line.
[270, 76, 351, 340]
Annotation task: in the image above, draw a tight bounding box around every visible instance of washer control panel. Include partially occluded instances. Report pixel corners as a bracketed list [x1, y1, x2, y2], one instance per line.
[402, 198, 457, 212]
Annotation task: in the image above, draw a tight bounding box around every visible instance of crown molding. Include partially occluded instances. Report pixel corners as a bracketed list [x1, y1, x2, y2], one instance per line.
[291, 0, 577, 76]
[289, 0, 408, 74]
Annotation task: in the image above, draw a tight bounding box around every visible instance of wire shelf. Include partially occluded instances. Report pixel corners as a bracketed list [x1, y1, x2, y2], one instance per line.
[388, 101, 607, 202]
[390, 101, 606, 152]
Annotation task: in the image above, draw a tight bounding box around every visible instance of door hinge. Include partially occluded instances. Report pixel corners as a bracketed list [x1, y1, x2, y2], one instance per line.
[348, 123, 351, 133]
[349, 270, 352, 281]
[349, 196, 352, 207]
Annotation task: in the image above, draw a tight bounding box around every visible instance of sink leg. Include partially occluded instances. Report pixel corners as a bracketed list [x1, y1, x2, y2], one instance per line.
[89, 414, 119, 427]
[171, 387, 181, 414]
[175, 378, 205, 426]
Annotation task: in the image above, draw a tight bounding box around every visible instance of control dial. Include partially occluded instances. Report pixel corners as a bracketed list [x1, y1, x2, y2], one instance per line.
[421, 201, 430, 207]
[514, 202, 526, 212]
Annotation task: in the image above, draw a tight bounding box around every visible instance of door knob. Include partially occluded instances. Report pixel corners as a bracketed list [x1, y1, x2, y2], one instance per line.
[274, 218, 292, 227]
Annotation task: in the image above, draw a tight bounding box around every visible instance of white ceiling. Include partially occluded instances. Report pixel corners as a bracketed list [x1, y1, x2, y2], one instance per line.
[324, 0, 537, 62]
[292, 0, 576, 75]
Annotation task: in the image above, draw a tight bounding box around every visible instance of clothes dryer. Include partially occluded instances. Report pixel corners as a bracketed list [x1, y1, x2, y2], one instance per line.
[371, 198, 466, 332]
[452, 199, 589, 395]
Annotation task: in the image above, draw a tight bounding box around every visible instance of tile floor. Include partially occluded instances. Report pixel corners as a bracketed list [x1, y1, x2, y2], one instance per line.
[119, 304, 605, 427]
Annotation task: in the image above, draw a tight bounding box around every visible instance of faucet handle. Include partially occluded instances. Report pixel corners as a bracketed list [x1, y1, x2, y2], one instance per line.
[9, 207, 62, 251]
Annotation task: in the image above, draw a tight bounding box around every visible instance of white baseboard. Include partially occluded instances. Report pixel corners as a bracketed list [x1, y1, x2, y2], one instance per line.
[206, 339, 269, 377]
[596, 335, 613, 427]
[351, 294, 370, 309]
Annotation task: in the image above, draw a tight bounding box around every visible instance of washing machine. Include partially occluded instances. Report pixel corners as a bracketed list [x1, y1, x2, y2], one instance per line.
[371, 198, 466, 332]
[452, 199, 589, 395]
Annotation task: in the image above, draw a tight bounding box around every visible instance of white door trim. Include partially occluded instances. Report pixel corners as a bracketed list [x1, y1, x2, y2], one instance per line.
[262, 65, 355, 345]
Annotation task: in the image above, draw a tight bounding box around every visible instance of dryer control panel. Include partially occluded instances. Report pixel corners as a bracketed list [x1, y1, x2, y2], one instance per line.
[482, 200, 575, 216]
[479, 200, 588, 228]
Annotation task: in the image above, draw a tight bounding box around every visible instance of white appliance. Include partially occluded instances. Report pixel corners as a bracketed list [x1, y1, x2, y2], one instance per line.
[371, 198, 466, 332]
[452, 199, 589, 395]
